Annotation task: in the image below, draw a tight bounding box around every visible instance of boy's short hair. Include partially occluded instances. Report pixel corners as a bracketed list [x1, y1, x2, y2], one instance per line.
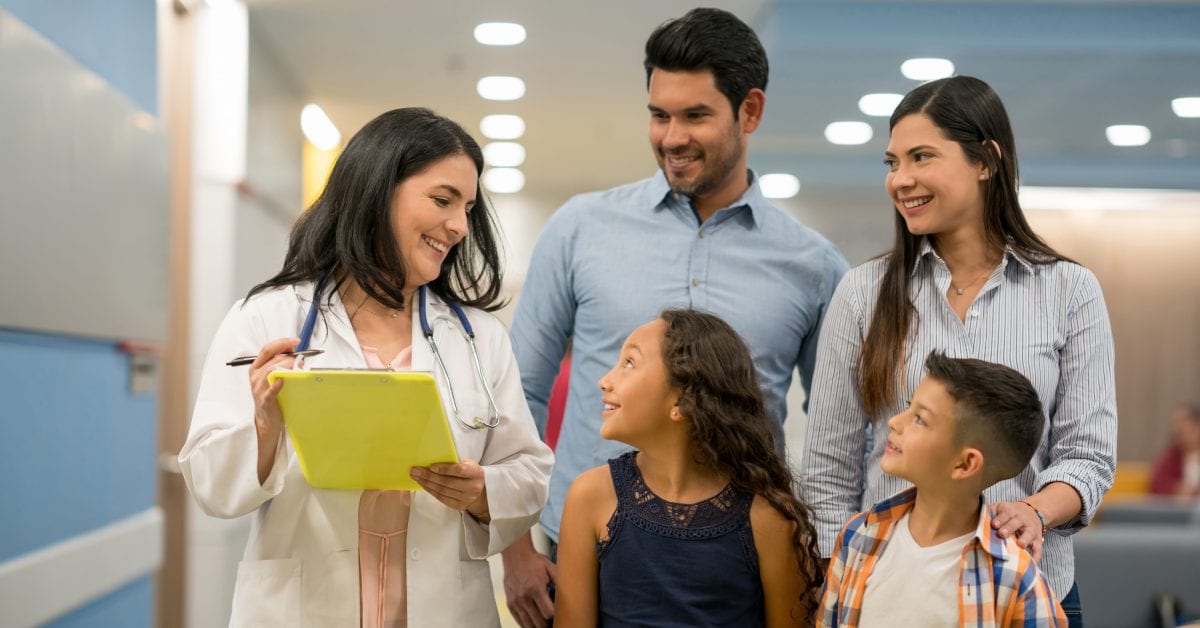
[924, 351, 1044, 484]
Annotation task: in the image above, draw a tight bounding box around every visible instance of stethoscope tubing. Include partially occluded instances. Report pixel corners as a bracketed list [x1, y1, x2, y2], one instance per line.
[296, 278, 502, 430]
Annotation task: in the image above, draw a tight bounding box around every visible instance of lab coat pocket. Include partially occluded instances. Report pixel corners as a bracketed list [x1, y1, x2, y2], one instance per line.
[304, 549, 359, 624]
[229, 558, 301, 628]
[455, 558, 499, 626]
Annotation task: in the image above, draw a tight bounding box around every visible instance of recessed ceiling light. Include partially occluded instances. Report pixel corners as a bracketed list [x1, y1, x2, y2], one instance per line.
[480, 114, 525, 140]
[824, 121, 873, 146]
[477, 76, 526, 101]
[474, 22, 526, 46]
[1105, 125, 1151, 147]
[858, 93, 904, 117]
[483, 168, 525, 194]
[483, 142, 526, 167]
[1171, 97, 1200, 118]
[759, 174, 801, 199]
[300, 103, 341, 150]
[900, 58, 954, 81]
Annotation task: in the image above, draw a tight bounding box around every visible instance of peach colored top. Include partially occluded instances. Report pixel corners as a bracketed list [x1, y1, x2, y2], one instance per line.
[358, 344, 413, 628]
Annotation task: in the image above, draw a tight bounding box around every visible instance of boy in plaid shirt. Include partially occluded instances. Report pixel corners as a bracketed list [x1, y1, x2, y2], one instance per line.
[818, 351, 1067, 627]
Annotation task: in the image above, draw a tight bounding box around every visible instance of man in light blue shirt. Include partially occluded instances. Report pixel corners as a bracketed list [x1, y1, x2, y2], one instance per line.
[501, 9, 848, 626]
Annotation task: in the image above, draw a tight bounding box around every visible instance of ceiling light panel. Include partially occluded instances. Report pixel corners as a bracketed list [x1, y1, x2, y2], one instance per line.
[901, 58, 954, 81]
[1171, 97, 1200, 118]
[825, 121, 873, 146]
[1106, 125, 1151, 147]
[300, 103, 341, 150]
[480, 114, 525, 140]
[483, 167, 525, 194]
[858, 93, 904, 117]
[474, 22, 526, 46]
[477, 76, 526, 101]
[483, 142, 526, 167]
[759, 174, 801, 199]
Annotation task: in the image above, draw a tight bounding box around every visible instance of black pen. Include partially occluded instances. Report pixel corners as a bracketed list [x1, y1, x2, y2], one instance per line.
[225, 349, 324, 367]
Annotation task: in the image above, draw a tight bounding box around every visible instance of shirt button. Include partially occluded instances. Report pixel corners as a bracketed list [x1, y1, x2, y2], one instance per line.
[410, 548, 422, 561]
[692, 278, 700, 286]
[970, 310, 980, 317]
[698, 230, 705, 238]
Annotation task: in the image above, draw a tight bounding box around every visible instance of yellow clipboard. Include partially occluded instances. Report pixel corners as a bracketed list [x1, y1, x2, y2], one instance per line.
[267, 370, 459, 491]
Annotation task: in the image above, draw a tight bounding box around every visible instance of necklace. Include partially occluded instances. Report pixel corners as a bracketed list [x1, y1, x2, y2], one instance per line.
[347, 293, 400, 320]
[950, 268, 991, 295]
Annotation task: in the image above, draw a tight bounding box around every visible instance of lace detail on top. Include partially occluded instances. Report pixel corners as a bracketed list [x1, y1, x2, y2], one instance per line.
[603, 451, 752, 544]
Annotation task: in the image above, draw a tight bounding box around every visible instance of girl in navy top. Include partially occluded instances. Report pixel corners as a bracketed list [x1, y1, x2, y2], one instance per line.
[554, 309, 823, 627]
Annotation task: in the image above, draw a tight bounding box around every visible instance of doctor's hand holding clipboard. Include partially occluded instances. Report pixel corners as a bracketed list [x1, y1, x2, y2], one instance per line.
[178, 108, 553, 628]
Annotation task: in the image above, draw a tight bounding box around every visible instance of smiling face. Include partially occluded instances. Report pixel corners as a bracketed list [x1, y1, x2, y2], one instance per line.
[881, 376, 966, 486]
[390, 153, 477, 292]
[885, 113, 990, 239]
[648, 68, 751, 205]
[597, 319, 680, 446]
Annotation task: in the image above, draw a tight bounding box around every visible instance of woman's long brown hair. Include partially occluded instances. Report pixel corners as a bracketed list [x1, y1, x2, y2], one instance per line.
[859, 76, 1070, 419]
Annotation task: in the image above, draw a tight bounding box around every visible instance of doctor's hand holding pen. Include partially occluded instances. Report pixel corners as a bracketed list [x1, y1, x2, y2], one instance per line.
[246, 336, 301, 485]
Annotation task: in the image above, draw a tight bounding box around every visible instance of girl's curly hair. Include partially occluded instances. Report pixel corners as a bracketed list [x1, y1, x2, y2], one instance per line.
[660, 309, 824, 622]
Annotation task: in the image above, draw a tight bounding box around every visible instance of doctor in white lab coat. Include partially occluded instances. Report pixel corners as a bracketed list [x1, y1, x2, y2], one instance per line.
[179, 108, 553, 628]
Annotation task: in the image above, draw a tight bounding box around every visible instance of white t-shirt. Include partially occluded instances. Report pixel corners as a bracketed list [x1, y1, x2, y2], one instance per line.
[858, 512, 975, 628]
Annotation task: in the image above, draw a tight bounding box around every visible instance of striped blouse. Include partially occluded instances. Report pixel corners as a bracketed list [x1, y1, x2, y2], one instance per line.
[818, 488, 1068, 627]
[800, 239, 1117, 598]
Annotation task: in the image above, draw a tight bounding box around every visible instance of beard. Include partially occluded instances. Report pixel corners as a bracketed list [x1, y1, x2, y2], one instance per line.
[658, 126, 745, 199]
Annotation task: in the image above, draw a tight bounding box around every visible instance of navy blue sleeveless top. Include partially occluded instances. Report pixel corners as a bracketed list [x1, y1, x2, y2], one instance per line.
[596, 451, 764, 627]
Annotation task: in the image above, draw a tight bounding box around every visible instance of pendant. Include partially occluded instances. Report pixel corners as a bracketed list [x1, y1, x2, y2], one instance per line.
[955, 288, 965, 295]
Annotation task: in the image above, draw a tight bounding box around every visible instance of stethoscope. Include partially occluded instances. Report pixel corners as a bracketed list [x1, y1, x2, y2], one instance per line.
[296, 278, 503, 430]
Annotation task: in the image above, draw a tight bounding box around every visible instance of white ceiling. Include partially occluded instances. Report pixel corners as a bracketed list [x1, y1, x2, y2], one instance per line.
[245, 0, 1200, 212]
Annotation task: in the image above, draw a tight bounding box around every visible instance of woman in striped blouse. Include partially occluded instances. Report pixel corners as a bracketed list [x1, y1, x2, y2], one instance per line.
[800, 75, 1116, 628]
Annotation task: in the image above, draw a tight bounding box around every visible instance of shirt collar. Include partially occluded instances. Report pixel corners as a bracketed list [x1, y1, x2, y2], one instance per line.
[973, 500, 1013, 561]
[863, 488, 1008, 560]
[912, 237, 1038, 277]
[864, 486, 918, 526]
[649, 169, 766, 227]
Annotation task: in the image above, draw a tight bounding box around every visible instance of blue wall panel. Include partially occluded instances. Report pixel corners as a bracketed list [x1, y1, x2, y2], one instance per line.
[44, 576, 153, 628]
[0, 0, 157, 114]
[0, 330, 157, 563]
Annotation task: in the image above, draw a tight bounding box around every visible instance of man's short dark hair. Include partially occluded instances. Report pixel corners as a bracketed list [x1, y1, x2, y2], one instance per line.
[924, 351, 1045, 484]
[643, 8, 768, 118]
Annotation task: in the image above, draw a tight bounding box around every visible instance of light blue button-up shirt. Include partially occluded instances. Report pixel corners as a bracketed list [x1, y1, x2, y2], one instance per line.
[511, 170, 848, 541]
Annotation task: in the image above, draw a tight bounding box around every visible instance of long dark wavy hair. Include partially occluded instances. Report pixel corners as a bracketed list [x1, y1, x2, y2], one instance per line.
[659, 309, 824, 621]
[246, 107, 504, 311]
[859, 76, 1071, 418]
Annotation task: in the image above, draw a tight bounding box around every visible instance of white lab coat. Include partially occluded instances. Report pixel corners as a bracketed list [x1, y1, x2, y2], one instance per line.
[179, 281, 553, 627]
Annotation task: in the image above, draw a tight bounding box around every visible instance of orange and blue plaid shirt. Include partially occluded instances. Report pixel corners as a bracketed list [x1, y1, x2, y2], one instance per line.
[818, 488, 1067, 628]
